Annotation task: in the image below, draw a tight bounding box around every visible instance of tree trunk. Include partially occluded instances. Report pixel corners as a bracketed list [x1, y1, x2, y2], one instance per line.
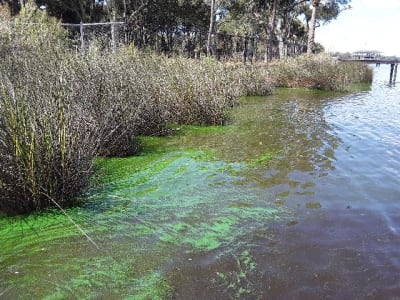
[265, 0, 278, 62]
[78, 0, 87, 22]
[207, 0, 215, 56]
[307, 0, 319, 54]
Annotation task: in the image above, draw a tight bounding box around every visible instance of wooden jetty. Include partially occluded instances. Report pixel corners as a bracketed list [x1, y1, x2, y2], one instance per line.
[339, 51, 400, 83]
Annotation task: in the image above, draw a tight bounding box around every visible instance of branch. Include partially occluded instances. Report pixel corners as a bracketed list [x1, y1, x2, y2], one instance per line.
[127, 1, 147, 23]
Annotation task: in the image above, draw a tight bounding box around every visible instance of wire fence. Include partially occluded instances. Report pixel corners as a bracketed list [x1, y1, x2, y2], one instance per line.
[5, 19, 307, 62]
[60, 21, 307, 62]
[61, 21, 126, 51]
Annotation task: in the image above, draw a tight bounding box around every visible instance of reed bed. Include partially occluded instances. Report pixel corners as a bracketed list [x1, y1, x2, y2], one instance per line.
[268, 54, 373, 91]
[0, 8, 271, 215]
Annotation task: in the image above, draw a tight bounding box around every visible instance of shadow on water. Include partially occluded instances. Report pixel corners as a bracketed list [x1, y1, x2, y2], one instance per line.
[1, 66, 400, 299]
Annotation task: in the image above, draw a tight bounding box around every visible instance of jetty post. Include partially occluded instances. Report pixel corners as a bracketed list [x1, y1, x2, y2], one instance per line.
[340, 51, 400, 84]
[390, 63, 398, 84]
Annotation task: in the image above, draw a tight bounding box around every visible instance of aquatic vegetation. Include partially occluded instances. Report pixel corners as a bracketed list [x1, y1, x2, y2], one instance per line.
[248, 152, 279, 167]
[268, 54, 373, 91]
[0, 7, 378, 299]
[0, 10, 257, 215]
[0, 144, 289, 298]
[212, 250, 260, 299]
[306, 201, 322, 209]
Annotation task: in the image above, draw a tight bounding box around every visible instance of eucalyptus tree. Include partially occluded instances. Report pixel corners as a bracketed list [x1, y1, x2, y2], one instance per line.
[266, 0, 278, 60]
[306, 0, 351, 53]
[206, 0, 215, 55]
[279, 0, 308, 46]
[217, 0, 349, 58]
[217, 0, 286, 60]
[119, 0, 209, 51]
[307, 0, 319, 53]
[204, 0, 233, 55]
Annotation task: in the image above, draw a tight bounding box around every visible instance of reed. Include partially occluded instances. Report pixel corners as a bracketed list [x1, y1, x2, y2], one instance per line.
[0, 9, 253, 215]
[268, 54, 373, 91]
[0, 72, 97, 214]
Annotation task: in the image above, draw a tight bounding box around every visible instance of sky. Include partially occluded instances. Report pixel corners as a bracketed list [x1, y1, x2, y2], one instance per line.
[315, 0, 400, 56]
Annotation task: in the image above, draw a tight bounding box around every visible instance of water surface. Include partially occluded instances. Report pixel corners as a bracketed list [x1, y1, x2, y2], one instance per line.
[1, 65, 399, 299]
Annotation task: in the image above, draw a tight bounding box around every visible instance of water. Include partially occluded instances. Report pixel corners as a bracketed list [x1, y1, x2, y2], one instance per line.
[1, 65, 399, 299]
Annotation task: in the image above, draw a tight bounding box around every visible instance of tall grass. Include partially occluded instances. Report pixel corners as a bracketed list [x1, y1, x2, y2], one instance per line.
[0, 7, 266, 215]
[268, 54, 373, 91]
[0, 5, 98, 214]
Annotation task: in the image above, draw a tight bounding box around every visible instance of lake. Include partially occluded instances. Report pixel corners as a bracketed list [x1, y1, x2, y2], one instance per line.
[1, 64, 399, 299]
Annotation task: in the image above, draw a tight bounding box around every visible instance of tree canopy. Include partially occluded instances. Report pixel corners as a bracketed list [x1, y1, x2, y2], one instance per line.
[4, 0, 350, 57]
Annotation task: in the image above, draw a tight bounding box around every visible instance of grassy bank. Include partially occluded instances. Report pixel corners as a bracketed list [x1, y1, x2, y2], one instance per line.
[268, 54, 373, 91]
[0, 7, 372, 215]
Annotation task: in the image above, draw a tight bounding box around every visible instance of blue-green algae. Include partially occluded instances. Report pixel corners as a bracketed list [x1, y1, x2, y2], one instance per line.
[3, 88, 343, 299]
[0, 147, 288, 299]
[212, 249, 260, 299]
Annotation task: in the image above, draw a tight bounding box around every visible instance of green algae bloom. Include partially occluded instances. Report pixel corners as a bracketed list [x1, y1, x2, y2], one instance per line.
[3, 91, 323, 298]
[0, 148, 288, 299]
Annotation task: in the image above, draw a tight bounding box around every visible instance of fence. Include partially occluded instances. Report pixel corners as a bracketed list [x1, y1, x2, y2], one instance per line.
[60, 21, 307, 62]
[61, 21, 126, 51]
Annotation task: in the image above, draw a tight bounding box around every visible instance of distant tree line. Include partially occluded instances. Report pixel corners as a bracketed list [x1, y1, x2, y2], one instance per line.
[1, 0, 351, 59]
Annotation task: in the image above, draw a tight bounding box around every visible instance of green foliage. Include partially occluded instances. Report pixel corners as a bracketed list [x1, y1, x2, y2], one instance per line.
[317, 0, 351, 24]
[218, 0, 351, 55]
[7, 0, 352, 60]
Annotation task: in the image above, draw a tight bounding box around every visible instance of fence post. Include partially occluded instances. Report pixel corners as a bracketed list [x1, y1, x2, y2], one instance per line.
[124, 21, 128, 44]
[80, 21, 84, 50]
[111, 12, 116, 52]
